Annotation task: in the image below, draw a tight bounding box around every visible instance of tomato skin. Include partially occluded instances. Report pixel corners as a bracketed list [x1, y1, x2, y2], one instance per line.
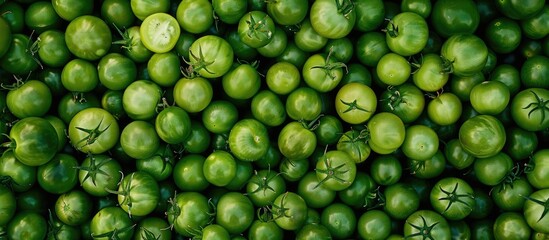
[120, 120, 160, 159]
[302, 53, 345, 93]
[404, 210, 451, 239]
[90, 206, 134, 240]
[37, 153, 78, 194]
[294, 18, 328, 53]
[278, 121, 317, 160]
[430, 177, 475, 220]
[52, 0, 93, 21]
[367, 112, 406, 154]
[309, 0, 356, 39]
[0, 151, 36, 192]
[470, 81, 511, 115]
[521, 55, 549, 88]
[524, 189, 549, 234]
[116, 171, 160, 217]
[222, 63, 261, 100]
[229, 119, 270, 162]
[101, 0, 135, 29]
[55, 189, 93, 226]
[78, 154, 123, 197]
[176, 0, 213, 34]
[335, 82, 377, 125]
[441, 34, 488, 77]
[355, 32, 390, 68]
[215, 192, 254, 235]
[155, 106, 191, 144]
[267, 0, 308, 26]
[37, 30, 71, 68]
[0, 34, 39, 75]
[412, 53, 450, 92]
[430, 0, 480, 38]
[386, 12, 429, 56]
[0, 15, 12, 59]
[496, 0, 545, 20]
[68, 108, 120, 155]
[459, 114, 506, 158]
[315, 150, 357, 191]
[7, 80, 52, 119]
[265, 61, 301, 95]
[65, 15, 112, 61]
[188, 35, 234, 78]
[8, 117, 58, 167]
[237, 11, 276, 48]
[526, 149, 549, 189]
[521, 5, 549, 40]
[251, 90, 286, 127]
[492, 178, 533, 212]
[212, 0, 247, 24]
[61, 58, 99, 93]
[272, 192, 308, 231]
[485, 17, 522, 54]
[7, 211, 48, 240]
[354, 0, 385, 32]
[511, 88, 549, 132]
[0, 184, 16, 226]
[370, 154, 402, 186]
[376, 52, 411, 86]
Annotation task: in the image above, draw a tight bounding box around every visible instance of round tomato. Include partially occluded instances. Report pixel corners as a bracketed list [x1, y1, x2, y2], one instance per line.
[376, 52, 411, 86]
[140, 13, 180, 53]
[167, 192, 212, 237]
[246, 169, 286, 207]
[65, 15, 112, 61]
[286, 87, 322, 121]
[176, 0, 213, 34]
[430, 0, 479, 38]
[278, 121, 317, 160]
[315, 150, 357, 191]
[302, 52, 346, 93]
[335, 82, 377, 125]
[6, 117, 58, 166]
[123, 80, 162, 120]
[0, 184, 16, 226]
[430, 177, 475, 220]
[251, 90, 286, 127]
[61, 58, 99, 93]
[188, 35, 234, 78]
[115, 171, 159, 217]
[526, 149, 549, 189]
[172, 154, 209, 192]
[229, 118, 270, 161]
[37, 153, 78, 194]
[379, 83, 425, 124]
[370, 154, 402, 186]
[7, 211, 48, 240]
[320, 203, 356, 239]
[427, 92, 462, 126]
[147, 52, 181, 87]
[294, 18, 328, 53]
[68, 107, 119, 154]
[459, 114, 506, 158]
[412, 53, 450, 92]
[267, 0, 308, 25]
[212, 0, 247, 24]
[441, 34, 488, 77]
[6, 80, 52, 119]
[404, 210, 451, 239]
[523, 188, 549, 234]
[510, 88, 549, 132]
[271, 192, 308, 231]
[0, 34, 39, 75]
[222, 63, 261, 100]
[155, 106, 191, 144]
[78, 154, 123, 197]
[203, 150, 236, 187]
[237, 11, 275, 48]
[367, 112, 406, 154]
[385, 11, 428, 56]
[55, 189, 93, 226]
[0, 151, 36, 192]
[357, 210, 391, 240]
[215, 192, 254, 234]
[309, 0, 356, 39]
[120, 120, 160, 159]
[494, 212, 532, 240]
[90, 206, 134, 240]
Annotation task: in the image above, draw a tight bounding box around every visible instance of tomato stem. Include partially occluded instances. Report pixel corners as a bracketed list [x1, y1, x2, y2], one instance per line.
[335, 0, 355, 19]
[522, 90, 549, 125]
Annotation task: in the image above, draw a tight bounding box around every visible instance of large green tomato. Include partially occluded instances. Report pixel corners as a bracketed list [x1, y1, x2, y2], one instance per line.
[459, 115, 506, 158]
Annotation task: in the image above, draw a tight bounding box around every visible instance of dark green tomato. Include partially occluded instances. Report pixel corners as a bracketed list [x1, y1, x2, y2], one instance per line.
[521, 5, 549, 40]
[0, 16, 10, 58]
[101, 0, 135, 29]
[468, 188, 494, 219]
[408, 150, 446, 179]
[489, 63, 521, 96]
[37, 153, 78, 194]
[6, 80, 52, 119]
[470, 219, 495, 240]
[251, 90, 286, 127]
[521, 55, 549, 88]
[315, 150, 357, 191]
[278, 121, 317, 160]
[215, 192, 254, 235]
[24, 1, 61, 33]
[7, 211, 47, 240]
[238, 10, 275, 48]
[476, 0, 498, 24]
[459, 115, 506, 158]
[320, 203, 356, 239]
[173, 77, 213, 113]
[155, 106, 191, 144]
[404, 210, 451, 239]
[257, 27, 288, 58]
[133, 217, 171, 240]
[492, 178, 533, 212]
[56, 92, 101, 124]
[55, 189, 93, 226]
[97, 53, 137, 91]
[248, 219, 283, 240]
[496, 0, 545, 20]
[473, 152, 514, 186]
[52, 0, 93, 21]
[370, 154, 402, 186]
[338, 171, 377, 208]
[182, 120, 211, 154]
[266, 0, 307, 25]
[355, 31, 390, 67]
[135, 144, 174, 181]
[421, 30, 443, 54]
[176, 0, 213, 34]
[510, 88, 549, 132]
[114, 26, 153, 63]
[212, 0, 247, 24]
[309, 0, 356, 39]
[520, 38, 544, 60]
[294, 18, 328, 53]
[0, 151, 36, 192]
[295, 223, 331, 240]
[339, 63, 372, 87]
[279, 158, 309, 182]
[412, 53, 450, 92]
[90, 206, 134, 240]
[505, 127, 538, 161]
[444, 138, 475, 170]
[7, 117, 58, 166]
[485, 17, 522, 54]
[469, 80, 510, 115]
[225, 159, 253, 191]
[246, 169, 287, 207]
[222, 63, 261, 100]
[315, 115, 343, 146]
[37, 30, 71, 68]
[61, 58, 99, 93]
[0, 2, 24, 34]
[172, 154, 209, 191]
[0, 34, 39, 75]
[276, 41, 309, 69]
[430, 0, 480, 38]
[78, 154, 123, 197]
[224, 29, 258, 62]
[354, 0, 385, 32]
[494, 212, 532, 239]
[123, 80, 162, 120]
[65, 15, 112, 61]
[441, 34, 488, 77]
[116, 171, 159, 217]
[101, 90, 125, 120]
[265, 61, 301, 95]
[323, 37, 353, 63]
[379, 83, 425, 124]
[356, 210, 391, 239]
[0, 183, 16, 226]
[228, 118, 270, 161]
[383, 182, 420, 220]
[385, 12, 429, 56]
[449, 71, 485, 102]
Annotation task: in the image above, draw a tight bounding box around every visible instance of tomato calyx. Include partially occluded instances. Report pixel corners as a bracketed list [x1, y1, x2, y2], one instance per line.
[76, 154, 118, 187]
[494, 163, 523, 192]
[184, 46, 215, 78]
[0, 175, 15, 191]
[299, 114, 324, 131]
[248, 169, 282, 196]
[73, 118, 112, 152]
[522, 90, 549, 124]
[244, 13, 273, 42]
[112, 24, 135, 51]
[379, 86, 407, 111]
[314, 146, 352, 189]
[383, 18, 400, 38]
[268, 192, 292, 220]
[339, 98, 371, 114]
[335, 0, 355, 19]
[437, 182, 474, 214]
[522, 194, 549, 222]
[438, 55, 456, 74]
[311, 47, 348, 80]
[406, 215, 440, 239]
